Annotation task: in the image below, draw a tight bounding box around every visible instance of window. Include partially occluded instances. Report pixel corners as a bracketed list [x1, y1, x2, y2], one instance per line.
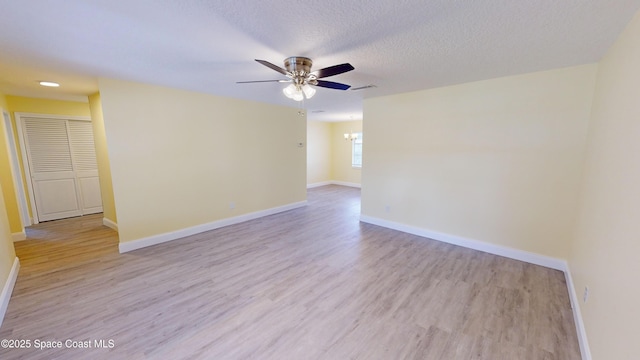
[352, 132, 363, 168]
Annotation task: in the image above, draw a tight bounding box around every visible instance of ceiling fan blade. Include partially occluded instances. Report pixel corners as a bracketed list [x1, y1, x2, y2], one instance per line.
[236, 80, 290, 84]
[312, 63, 354, 78]
[255, 59, 289, 75]
[315, 80, 351, 90]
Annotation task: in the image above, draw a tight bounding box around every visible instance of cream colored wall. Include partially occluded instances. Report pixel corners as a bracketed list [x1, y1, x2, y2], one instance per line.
[0, 180, 17, 288]
[88, 93, 117, 223]
[330, 120, 362, 185]
[306, 120, 332, 185]
[362, 64, 597, 259]
[98, 78, 307, 243]
[569, 11, 640, 360]
[1, 96, 91, 230]
[306, 120, 363, 187]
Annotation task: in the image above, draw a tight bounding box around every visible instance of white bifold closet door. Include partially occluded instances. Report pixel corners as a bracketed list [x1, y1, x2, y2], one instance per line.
[22, 117, 103, 222]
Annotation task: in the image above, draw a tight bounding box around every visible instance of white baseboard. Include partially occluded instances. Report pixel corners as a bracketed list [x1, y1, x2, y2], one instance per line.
[307, 181, 332, 189]
[0, 257, 20, 328]
[331, 181, 361, 188]
[563, 262, 592, 360]
[119, 201, 307, 253]
[359, 214, 565, 270]
[307, 181, 361, 189]
[103, 218, 118, 231]
[12, 231, 26, 242]
[359, 214, 591, 357]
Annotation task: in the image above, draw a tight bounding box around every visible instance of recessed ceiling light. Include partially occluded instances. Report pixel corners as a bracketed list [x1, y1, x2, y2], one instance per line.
[39, 81, 60, 87]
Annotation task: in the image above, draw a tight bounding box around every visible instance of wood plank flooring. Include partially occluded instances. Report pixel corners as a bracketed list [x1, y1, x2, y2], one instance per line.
[0, 185, 581, 359]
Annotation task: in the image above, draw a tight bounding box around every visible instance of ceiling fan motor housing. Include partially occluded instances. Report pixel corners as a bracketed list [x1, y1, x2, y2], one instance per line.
[285, 57, 313, 77]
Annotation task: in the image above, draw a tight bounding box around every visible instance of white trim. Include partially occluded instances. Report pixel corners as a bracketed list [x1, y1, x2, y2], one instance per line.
[15, 112, 91, 122]
[15, 115, 37, 224]
[359, 214, 565, 270]
[331, 181, 361, 188]
[0, 257, 20, 328]
[360, 214, 591, 358]
[12, 232, 26, 242]
[307, 181, 361, 189]
[564, 262, 592, 360]
[307, 181, 332, 189]
[2, 109, 31, 228]
[102, 218, 118, 231]
[14, 113, 92, 225]
[119, 201, 307, 253]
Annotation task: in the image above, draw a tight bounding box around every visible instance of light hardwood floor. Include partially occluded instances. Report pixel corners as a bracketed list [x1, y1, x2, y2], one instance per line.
[0, 185, 580, 359]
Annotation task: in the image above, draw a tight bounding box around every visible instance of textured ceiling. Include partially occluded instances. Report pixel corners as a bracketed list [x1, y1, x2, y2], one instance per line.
[1, 0, 639, 121]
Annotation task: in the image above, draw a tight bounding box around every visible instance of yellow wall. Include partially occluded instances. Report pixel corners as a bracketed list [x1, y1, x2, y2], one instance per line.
[569, 11, 640, 360]
[330, 121, 362, 186]
[362, 64, 597, 259]
[6, 96, 90, 117]
[98, 78, 307, 243]
[88, 93, 117, 223]
[307, 120, 332, 185]
[0, 180, 17, 291]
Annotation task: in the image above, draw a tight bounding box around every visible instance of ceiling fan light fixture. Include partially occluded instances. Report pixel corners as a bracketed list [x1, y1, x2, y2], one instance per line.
[291, 91, 304, 102]
[282, 83, 310, 101]
[283, 83, 297, 98]
[302, 84, 316, 99]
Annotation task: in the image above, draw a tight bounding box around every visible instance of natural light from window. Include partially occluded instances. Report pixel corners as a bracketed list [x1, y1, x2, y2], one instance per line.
[352, 132, 362, 168]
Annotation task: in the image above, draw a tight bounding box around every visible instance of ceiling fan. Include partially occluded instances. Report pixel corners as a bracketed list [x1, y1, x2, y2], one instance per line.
[237, 57, 354, 101]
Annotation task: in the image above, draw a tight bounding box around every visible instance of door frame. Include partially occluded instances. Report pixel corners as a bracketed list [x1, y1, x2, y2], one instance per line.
[15, 112, 91, 224]
[2, 109, 31, 228]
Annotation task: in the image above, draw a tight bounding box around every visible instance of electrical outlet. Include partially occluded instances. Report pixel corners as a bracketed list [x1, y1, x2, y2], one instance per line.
[384, 205, 391, 213]
[229, 202, 235, 210]
[583, 286, 589, 303]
